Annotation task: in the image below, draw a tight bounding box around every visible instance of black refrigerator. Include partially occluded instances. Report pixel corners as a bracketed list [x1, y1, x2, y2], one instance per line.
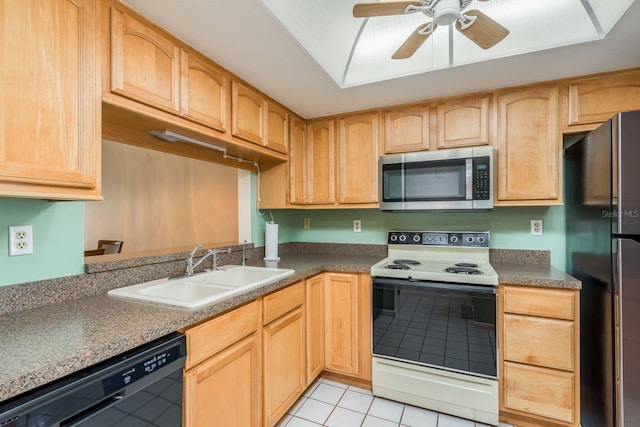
[565, 110, 640, 427]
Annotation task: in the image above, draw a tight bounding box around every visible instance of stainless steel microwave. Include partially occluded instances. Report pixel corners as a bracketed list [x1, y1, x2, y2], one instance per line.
[379, 146, 493, 211]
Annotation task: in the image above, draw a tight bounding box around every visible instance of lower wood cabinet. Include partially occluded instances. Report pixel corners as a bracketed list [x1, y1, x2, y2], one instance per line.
[324, 272, 372, 382]
[183, 300, 261, 427]
[184, 334, 261, 427]
[182, 272, 372, 426]
[263, 282, 306, 427]
[306, 274, 325, 384]
[499, 285, 580, 427]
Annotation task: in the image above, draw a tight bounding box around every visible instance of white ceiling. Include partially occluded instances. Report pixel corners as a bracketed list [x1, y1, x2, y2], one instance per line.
[122, 0, 640, 118]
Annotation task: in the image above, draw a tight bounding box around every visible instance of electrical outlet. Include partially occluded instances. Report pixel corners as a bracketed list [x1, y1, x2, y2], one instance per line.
[531, 219, 543, 236]
[303, 218, 311, 230]
[353, 219, 362, 233]
[9, 225, 33, 256]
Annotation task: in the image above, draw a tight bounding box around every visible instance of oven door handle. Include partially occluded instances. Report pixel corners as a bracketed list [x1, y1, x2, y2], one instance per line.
[372, 277, 496, 295]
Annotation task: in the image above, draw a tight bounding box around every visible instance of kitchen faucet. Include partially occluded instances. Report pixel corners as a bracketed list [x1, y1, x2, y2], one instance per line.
[185, 245, 231, 276]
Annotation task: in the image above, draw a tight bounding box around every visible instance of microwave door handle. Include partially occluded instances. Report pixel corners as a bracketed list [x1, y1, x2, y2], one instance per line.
[466, 158, 473, 200]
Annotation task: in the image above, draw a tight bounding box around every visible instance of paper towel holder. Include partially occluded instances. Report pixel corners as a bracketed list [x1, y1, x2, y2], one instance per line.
[264, 221, 280, 262]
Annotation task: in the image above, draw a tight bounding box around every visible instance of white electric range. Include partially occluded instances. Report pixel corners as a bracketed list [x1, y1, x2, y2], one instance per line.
[370, 230, 499, 426]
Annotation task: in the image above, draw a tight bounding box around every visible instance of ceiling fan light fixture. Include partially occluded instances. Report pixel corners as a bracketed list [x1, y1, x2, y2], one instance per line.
[433, 0, 460, 26]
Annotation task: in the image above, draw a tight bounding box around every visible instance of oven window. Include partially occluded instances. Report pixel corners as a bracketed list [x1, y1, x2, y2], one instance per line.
[382, 160, 467, 202]
[373, 284, 497, 378]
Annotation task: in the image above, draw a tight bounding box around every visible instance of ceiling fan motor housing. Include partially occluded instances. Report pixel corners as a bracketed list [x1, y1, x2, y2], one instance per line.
[433, 0, 461, 25]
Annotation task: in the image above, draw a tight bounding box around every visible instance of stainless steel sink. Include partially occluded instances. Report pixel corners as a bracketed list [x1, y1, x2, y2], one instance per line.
[108, 265, 295, 308]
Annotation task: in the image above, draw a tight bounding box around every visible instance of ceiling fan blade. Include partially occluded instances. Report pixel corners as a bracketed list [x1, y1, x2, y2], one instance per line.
[392, 22, 437, 60]
[353, 2, 422, 18]
[455, 10, 509, 49]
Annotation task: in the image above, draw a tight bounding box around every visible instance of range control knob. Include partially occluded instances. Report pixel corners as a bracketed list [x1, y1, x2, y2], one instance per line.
[389, 234, 398, 242]
[466, 236, 474, 243]
[477, 236, 486, 244]
[450, 235, 459, 243]
[412, 234, 421, 243]
[399, 234, 407, 242]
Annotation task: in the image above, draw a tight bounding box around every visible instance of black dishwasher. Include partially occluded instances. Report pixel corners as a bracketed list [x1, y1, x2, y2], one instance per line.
[0, 332, 186, 427]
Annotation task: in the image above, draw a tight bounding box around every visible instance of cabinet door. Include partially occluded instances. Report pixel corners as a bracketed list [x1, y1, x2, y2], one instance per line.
[338, 113, 379, 204]
[289, 117, 307, 205]
[265, 102, 289, 154]
[0, 0, 99, 197]
[568, 69, 640, 127]
[437, 96, 489, 149]
[263, 307, 306, 427]
[503, 362, 577, 425]
[184, 333, 261, 427]
[496, 86, 560, 204]
[306, 274, 325, 384]
[325, 273, 360, 375]
[110, 6, 180, 113]
[307, 120, 336, 205]
[231, 81, 265, 145]
[383, 106, 431, 153]
[180, 50, 228, 132]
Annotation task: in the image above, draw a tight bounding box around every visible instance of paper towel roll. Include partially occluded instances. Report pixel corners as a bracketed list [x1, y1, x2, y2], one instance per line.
[264, 222, 280, 261]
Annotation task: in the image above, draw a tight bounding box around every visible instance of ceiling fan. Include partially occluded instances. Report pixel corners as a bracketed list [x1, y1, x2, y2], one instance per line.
[353, 0, 510, 59]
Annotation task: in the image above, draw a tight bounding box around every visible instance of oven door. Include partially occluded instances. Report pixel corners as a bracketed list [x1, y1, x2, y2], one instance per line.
[372, 277, 497, 378]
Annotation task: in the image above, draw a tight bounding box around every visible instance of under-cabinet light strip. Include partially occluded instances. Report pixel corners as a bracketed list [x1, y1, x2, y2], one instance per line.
[149, 130, 227, 152]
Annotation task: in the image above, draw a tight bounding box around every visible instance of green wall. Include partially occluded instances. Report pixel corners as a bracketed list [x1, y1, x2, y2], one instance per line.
[0, 174, 566, 287]
[0, 198, 85, 286]
[269, 206, 566, 269]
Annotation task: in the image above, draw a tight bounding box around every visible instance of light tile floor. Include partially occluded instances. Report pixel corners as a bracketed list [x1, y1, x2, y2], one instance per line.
[276, 377, 515, 427]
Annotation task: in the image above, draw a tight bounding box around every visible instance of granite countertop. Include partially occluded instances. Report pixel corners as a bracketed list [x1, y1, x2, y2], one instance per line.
[0, 254, 380, 403]
[0, 252, 579, 403]
[493, 263, 582, 289]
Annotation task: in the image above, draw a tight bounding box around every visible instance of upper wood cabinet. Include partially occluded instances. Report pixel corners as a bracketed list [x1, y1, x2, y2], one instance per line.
[289, 117, 307, 205]
[231, 81, 289, 154]
[495, 86, 561, 205]
[567, 69, 640, 129]
[109, 5, 236, 139]
[436, 96, 490, 149]
[338, 113, 380, 205]
[266, 102, 289, 154]
[0, 0, 100, 200]
[110, 6, 180, 113]
[499, 285, 580, 427]
[104, 1, 290, 166]
[306, 120, 336, 205]
[231, 80, 265, 145]
[383, 106, 431, 153]
[180, 50, 228, 132]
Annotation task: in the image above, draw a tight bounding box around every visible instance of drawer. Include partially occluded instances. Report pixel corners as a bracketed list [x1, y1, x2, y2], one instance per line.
[503, 314, 574, 371]
[503, 286, 576, 320]
[185, 300, 260, 369]
[503, 361, 576, 424]
[263, 281, 304, 325]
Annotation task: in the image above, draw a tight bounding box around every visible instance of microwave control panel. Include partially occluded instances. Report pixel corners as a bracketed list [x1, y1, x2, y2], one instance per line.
[472, 157, 491, 200]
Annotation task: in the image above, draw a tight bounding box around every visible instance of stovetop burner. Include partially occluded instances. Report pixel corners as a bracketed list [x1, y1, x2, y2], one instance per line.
[444, 266, 483, 275]
[385, 263, 412, 270]
[393, 259, 421, 265]
[371, 230, 498, 286]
